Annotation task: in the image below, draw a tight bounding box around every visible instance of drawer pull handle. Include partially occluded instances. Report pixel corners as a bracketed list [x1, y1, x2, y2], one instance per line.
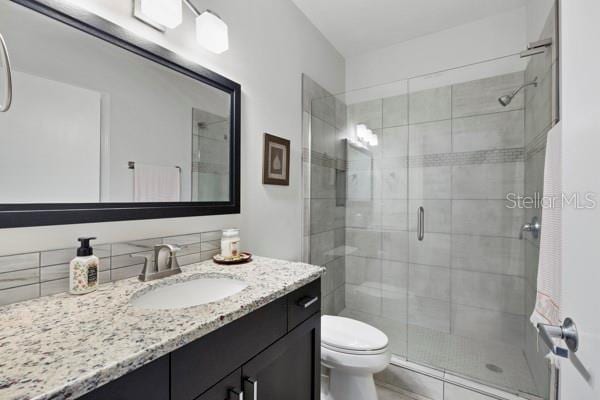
[244, 377, 258, 400]
[228, 388, 244, 400]
[0, 33, 13, 113]
[297, 296, 319, 309]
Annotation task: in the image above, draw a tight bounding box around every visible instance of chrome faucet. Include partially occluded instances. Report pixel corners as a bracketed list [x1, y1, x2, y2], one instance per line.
[138, 244, 182, 282]
[519, 216, 541, 240]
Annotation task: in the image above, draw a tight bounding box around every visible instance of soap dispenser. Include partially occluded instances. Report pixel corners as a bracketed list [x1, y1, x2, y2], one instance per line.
[69, 237, 99, 295]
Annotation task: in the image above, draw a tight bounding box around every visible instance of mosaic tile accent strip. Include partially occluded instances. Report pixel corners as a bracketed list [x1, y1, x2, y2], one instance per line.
[525, 129, 549, 160]
[0, 230, 223, 306]
[308, 149, 347, 170]
[302, 146, 310, 163]
[308, 149, 335, 168]
[192, 161, 229, 174]
[408, 148, 525, 168]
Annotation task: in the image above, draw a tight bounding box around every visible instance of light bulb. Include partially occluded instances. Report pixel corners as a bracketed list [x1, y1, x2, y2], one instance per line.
[368, 134, 379, 146]
[196, 11, 229, 54]
[140, 0, 182, 29]
[356, 124, 368, 140]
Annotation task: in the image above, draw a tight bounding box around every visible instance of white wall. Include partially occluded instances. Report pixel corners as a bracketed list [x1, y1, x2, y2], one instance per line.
[0, 0, 344, 259]
[559, 0, 600, 398]
[345, 7, 527, 91]
[0, 71, 101, 203]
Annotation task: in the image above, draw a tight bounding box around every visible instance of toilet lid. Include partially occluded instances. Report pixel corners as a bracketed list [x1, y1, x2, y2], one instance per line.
[321, 316, 388, 352]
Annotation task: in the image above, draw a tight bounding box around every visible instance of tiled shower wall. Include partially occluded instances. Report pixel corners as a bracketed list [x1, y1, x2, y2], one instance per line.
[523, 4, 559, 398]
[302, 75, 346, 315]
[344, 71, 530, 352]
[192, 108, 230, 201]
[0, 231, 221, 306]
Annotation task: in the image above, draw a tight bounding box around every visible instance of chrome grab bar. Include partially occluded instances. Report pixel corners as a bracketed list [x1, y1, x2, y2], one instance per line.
[537, 317, 579, 358]
[417, 206, 424, 241]
[0, 32, 13, 112]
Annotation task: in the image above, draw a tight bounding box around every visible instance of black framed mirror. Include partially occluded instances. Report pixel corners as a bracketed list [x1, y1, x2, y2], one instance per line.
[0, 0, 241, 228]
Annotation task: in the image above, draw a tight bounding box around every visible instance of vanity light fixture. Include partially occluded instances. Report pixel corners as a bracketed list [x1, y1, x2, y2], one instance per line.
[134, 0, 183, 31]
[134, 0, 229, 54]
[183, 0, 229, 54]
[355, 124, 378, 147]
[194, 10, 229, 54]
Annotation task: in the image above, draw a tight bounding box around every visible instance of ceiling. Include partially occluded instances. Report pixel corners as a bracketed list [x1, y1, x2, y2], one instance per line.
[291, 0, 527, 57]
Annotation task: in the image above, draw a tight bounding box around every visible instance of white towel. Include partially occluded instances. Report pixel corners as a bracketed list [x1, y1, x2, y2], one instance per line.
[133, 163, 181, 202]
[530, 124, 562, 327]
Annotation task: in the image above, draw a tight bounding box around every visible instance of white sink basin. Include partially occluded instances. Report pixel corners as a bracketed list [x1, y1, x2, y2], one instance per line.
[130, 277, 248, 310]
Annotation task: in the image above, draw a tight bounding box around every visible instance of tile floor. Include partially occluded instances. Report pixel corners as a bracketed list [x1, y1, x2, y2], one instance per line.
[321, 376, 417, 400]
[376, 383, 418, 400]
[339, 309, 540, 397]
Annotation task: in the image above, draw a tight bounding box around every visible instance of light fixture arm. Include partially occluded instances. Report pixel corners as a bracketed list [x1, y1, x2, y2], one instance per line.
[182, 0, 201, 17]
[183, 0, 223, 20]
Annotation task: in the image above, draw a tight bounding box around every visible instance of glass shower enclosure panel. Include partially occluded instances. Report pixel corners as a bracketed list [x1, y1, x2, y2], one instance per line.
[406, 42, 557, 397]
[310, 80, 411, 358]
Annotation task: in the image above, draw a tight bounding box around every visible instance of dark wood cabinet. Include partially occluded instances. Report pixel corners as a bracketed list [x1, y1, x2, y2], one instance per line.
[286, 279, 321, 331]
[78, 279, 321, 400]
[171, 297, 287, 400]
[195, 369, 242, 400]
[242, 314, 320, 400]
[78, 355, 170, 400]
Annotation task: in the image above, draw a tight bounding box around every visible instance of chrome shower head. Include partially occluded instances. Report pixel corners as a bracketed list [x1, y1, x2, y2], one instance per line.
[498, 94, 513, 107]
[498, 77, 538, 107]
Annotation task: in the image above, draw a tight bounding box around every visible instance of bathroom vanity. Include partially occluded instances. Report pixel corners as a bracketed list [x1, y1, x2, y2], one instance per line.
[84, 280, 321, 400]
[0, 257, 323, 400]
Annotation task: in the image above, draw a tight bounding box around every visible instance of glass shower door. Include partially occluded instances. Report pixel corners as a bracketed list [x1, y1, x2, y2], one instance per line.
[406, 39, 557, 397]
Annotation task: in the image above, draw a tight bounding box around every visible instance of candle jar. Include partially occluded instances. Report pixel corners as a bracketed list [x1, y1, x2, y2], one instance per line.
[221, 229, 240, 259]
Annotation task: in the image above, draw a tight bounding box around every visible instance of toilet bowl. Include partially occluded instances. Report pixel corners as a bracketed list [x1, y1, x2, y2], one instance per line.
[321, 316, 391, 400]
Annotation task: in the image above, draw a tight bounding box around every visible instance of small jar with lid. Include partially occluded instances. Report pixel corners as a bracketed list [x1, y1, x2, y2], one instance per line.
[221, 229, 240, 259]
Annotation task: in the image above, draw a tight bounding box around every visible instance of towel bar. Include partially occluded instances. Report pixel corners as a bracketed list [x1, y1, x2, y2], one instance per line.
[128, 161, 181, 171]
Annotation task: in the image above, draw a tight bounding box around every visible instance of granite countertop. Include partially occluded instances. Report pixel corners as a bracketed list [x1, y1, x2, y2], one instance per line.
[0, 256, 324, 400]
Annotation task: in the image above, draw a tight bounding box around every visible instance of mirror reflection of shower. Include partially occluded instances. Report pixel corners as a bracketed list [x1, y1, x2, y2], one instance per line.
[498, 76, 538, 106]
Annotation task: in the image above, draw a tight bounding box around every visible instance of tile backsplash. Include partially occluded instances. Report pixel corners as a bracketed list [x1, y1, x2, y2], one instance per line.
[0, 230, 222, 306]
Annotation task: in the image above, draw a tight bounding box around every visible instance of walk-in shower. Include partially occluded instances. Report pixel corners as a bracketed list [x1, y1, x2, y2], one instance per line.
[303, 4, 558, 399]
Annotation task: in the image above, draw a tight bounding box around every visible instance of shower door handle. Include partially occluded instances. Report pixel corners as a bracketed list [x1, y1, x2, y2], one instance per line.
[0, 32, 13, 112]
[417, 206, 424, 241]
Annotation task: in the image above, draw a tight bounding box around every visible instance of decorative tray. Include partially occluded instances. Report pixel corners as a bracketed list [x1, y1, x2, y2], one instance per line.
[212, 252, 253, 265]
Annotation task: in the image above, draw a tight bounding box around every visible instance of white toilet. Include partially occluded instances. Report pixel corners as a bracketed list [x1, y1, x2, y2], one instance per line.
[321, 316, 391, 400]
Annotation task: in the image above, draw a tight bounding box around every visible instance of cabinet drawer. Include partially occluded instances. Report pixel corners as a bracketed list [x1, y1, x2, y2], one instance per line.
[171, 297, 287, 400]
[242, 313, 321, 400]
[194, 369, 241, 400]
[287, 278, 321, 330]
[79, 355, 169, 400]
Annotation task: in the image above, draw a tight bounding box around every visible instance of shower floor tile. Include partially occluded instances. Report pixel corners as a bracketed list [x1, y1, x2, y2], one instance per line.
[408, 325, 539, 396]
[337, 308, 540, 397]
